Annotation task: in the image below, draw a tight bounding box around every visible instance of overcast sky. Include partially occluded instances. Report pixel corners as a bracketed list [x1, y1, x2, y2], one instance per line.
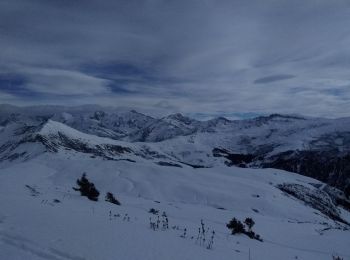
[0, 0, 350, 118]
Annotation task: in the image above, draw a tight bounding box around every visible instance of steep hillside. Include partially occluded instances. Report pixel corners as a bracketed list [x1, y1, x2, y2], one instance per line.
[1, 105, 350, 259]
[0, 105, 349, 192]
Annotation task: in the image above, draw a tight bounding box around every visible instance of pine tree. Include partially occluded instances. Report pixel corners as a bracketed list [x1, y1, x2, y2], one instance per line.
[73, 173, 100, 201]
[105, 192, 121, 205]
[226, 218, 245, 234]
[244, 217, 255, 231]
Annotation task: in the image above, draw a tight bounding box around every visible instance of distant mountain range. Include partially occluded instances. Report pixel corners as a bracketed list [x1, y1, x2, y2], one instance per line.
[0, 104, 349, 193]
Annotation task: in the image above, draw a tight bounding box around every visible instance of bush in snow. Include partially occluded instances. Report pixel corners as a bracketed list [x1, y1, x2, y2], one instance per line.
[149, 208, 159, 215]
[194, 220, 215, 249]
[105, 192, 121, 205]
[244, 217, 255, 231]
[227, 217, 263, 242]
[161, 212, 169, 230]
[206, 230, 215, 249]
[180, 228, 187, 238]
[245, 230, 262, 241]
[73, 173, 100, 201]
[227, 218, 245, 234]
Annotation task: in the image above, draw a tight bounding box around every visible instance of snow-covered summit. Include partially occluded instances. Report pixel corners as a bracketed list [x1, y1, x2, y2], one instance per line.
[0, 105, 349, 191]
[0, 105, 350, 260]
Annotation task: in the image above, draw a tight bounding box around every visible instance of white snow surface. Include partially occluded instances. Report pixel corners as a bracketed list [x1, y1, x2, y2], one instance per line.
[0, 151, 349, 260]
[0, 106, 350, 259]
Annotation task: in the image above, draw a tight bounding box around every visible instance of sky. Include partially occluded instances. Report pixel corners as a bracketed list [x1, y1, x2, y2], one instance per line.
[0, 0, 350, 119]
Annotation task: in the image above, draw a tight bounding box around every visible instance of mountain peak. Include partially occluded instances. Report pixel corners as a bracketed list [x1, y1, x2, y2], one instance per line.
[165, 113, 196, 125]
[256, 113, 306, 121]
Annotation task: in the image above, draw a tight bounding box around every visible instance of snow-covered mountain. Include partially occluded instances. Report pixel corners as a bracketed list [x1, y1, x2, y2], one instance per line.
[1, 105, 350, 259]
[1, 104, 349, 191]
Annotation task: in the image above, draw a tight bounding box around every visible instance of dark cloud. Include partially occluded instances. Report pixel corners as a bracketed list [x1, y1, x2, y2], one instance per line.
[0, 0, 349, 118]
[0, 74, 27, 94]
[254, 75, 296, 84]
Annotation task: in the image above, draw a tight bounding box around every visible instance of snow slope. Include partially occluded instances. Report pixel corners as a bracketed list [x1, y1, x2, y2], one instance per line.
[0, 105, 350, 259]
[0, 151, 349, 260]
[0, 105, 350, 189]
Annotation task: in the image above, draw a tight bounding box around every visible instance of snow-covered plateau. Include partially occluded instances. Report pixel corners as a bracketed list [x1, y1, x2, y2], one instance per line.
[0, 105, 349, 260]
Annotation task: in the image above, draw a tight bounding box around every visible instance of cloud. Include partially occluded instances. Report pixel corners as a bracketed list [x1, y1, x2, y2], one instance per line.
[0, 0, 349, 118]
[22, 68, 111, 95]
[254, 75, 296, 84]
[0, 91, 17, 101]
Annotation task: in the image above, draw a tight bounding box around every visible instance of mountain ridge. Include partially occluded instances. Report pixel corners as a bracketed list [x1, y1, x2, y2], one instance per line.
[0, 105, 349, 193]
[1, 105, 350, 259]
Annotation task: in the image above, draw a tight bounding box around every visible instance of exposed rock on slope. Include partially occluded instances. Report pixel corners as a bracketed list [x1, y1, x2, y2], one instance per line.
[277, 183, 349, 224]
[0, 105, 349, 191]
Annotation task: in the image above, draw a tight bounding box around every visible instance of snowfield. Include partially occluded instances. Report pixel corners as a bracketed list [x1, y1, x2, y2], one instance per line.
[0, 105, 349, 259]
[1, 104, 350, 189]
[0, 152, 349, 260]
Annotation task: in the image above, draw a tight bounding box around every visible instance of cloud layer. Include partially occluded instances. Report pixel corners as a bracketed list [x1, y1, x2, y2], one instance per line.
[0, 0, 350, 118]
